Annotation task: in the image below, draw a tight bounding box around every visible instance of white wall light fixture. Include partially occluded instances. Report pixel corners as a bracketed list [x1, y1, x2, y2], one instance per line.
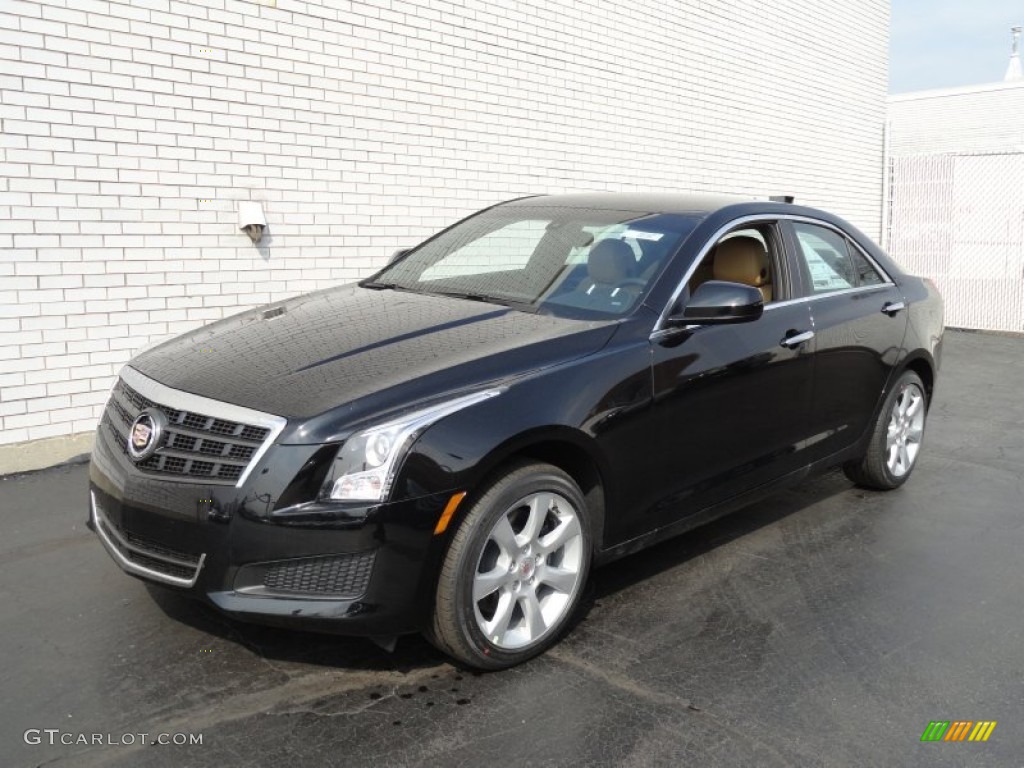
[238, 201, 267, 243]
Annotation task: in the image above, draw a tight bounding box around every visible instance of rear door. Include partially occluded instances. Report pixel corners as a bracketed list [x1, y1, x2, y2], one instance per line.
[782, 219, 908, 463]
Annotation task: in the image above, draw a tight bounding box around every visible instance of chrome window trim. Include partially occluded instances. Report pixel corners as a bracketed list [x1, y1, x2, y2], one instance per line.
[91, 491, 207, 588]
[118, 365, 288, 488]
[652, 213, 896, 335]
[763, 284, 894, 311]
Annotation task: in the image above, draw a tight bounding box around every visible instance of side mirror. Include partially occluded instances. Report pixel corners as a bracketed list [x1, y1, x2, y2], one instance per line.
[389, 248, 410, 264]
[668, 280, 764, 326]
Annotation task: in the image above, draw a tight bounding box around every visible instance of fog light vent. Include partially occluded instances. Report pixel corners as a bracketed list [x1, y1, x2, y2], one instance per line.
[261, 552, 376, 597]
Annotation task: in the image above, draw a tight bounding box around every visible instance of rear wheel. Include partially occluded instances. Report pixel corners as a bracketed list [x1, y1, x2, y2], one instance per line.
[844, 370, 928, 490]
[428, 461, 591, 670]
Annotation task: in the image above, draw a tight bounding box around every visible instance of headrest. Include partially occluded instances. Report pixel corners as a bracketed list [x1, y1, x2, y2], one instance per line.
[713, 236, 770, 287]
[588, 239, 635, 285]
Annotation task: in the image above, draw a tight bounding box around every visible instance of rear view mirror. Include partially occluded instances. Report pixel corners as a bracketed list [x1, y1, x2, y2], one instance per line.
[669, 280, 764, 326]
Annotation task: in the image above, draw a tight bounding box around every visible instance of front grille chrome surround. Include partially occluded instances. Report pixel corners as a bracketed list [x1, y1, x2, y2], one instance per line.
[102, 366, 287, 488]
[90, 491, 206, 588]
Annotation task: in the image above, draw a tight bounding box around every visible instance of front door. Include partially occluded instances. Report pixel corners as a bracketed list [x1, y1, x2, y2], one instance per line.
[610, 220, 818, 545]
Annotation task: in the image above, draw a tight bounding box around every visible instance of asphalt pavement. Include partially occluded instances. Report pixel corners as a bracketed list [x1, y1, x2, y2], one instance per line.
[2, 329, 1022, 767]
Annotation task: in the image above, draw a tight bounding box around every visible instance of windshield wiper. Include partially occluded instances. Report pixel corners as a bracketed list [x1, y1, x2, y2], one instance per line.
[433, 290, 495, 303]
[362, 283, 537, 312]
[427, 290, 539, 313]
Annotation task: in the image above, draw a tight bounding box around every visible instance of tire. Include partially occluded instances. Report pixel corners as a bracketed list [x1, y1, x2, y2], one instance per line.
[844, 370, 928, 490]
[428, 461, 592, 670]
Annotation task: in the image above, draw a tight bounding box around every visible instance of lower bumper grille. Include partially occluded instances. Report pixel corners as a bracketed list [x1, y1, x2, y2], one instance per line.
[121, 549, 197, 582]
[91, 492, 205, 587]
[235, 553, 376, 599]
[265, 553, 376, 596]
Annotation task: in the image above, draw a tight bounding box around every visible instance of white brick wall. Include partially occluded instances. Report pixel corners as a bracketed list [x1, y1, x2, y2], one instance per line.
[1, 0, 888, 447]
[889, 81, 1024, 156]
[888, 82, 1024, 156]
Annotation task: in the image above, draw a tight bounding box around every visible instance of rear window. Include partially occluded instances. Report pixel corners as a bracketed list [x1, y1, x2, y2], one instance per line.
[793, 223, 886, 294]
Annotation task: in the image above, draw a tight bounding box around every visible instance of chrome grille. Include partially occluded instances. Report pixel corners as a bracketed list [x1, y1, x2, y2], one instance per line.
[102, 368, 284, 486]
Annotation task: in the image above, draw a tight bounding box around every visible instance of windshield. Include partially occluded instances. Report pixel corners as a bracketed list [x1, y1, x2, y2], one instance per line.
[365, 206, 698, 319]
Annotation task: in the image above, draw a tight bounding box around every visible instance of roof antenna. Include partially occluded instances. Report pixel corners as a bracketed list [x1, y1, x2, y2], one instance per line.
[1006, 26, 1023, 81]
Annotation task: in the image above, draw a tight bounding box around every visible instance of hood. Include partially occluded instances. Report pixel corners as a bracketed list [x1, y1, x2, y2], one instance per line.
[130, 284, 617, 424]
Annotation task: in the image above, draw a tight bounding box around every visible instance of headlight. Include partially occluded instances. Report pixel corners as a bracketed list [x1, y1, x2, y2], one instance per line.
[324, 389, 501, 503]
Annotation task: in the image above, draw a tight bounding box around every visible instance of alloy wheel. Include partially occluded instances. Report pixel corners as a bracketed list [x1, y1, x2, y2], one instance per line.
[472, 491, 584, 649]
[886, 381, 926, 477]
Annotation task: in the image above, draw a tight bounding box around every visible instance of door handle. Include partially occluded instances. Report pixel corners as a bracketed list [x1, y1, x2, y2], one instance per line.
[882, 301, 906, 316]
[780, 330, 814, 348]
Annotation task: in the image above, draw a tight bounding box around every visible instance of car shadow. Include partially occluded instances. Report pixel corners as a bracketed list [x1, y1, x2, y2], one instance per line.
[587, 468, 858, 600]
[146, 469, 860, 672]
[144, 585, 449, 673]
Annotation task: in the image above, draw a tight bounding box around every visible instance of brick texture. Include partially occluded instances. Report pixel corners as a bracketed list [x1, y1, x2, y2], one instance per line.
[888, 81, 1024, 156]
[1, 0, 888, 445]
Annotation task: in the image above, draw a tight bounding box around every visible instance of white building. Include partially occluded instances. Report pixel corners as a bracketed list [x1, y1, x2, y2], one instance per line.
[886, 28, 1024, 333]
[0, 0, 890, 470]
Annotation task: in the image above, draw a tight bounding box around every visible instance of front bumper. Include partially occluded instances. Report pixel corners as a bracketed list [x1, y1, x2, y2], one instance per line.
[88, 394, 453, 637]
[91, 489, 207, 587]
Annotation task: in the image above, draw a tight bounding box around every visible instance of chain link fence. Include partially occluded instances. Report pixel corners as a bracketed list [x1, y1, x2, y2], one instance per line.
[886, 152, 1024, 332]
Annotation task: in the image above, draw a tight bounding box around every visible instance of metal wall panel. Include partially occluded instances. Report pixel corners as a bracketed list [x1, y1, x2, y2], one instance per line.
[887, 152, 1024, 332]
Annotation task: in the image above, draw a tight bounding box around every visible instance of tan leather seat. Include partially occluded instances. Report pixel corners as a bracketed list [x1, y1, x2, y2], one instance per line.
[687, 258, 715, 295]
[712, 236, 773, 303]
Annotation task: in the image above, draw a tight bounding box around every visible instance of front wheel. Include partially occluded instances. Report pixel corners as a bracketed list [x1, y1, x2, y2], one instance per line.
[844, 370, 928, 490]
[428, 461, 592, 670]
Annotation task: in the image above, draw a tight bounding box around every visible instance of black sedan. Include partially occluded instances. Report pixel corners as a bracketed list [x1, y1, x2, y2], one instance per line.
[88, 193, 943, 669]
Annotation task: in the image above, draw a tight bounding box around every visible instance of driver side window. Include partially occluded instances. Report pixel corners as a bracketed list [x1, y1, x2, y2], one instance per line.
[686, 223, 782, 305]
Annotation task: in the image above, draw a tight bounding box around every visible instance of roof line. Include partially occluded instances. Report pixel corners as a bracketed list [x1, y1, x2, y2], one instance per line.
[889, 79, 1024, 102]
